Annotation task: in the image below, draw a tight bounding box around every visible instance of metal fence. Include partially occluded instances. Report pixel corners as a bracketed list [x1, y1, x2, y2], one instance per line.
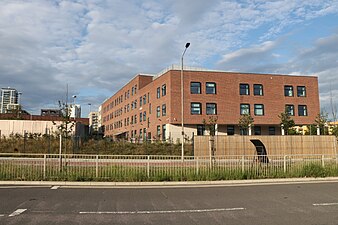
[1, 153, 338, 182]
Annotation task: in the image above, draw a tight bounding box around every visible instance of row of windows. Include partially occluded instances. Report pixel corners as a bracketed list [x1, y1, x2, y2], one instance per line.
[157, 84, 167, 98]
[197, 125, 277, 136]
[284, 85, 306, 97]
[191, 103, 217, 115]
[156, 104, 167, 117]
[190, 82, 216, 94]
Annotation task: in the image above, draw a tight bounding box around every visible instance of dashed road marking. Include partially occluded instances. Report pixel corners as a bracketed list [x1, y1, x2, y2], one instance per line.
[313, 203, 338, 206]
[79, 207, 245, 215]
[51, 186, 60, 190]
[9, 209, 27, 217]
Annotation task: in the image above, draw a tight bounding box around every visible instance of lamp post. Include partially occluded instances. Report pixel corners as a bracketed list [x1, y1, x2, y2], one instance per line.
[181, 42, 190, 161]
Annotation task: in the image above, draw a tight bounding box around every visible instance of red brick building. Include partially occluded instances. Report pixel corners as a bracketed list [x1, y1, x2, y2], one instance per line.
[101, 66, 320, 142]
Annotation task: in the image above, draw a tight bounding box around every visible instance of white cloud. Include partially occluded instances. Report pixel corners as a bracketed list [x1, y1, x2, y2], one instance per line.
[1, 0, 338, 117]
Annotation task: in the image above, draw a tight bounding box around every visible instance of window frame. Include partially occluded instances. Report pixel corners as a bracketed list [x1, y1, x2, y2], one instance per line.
[240, 103, 250, 115]
[298, 105, 308, 116]
[285, 104, 295, 116]
[284, 85, 294, 97]
[156, 106, 160, 117]
[157, 87, 160, 99]
[297, 86, 306, 97]
[162, 84, 166, 96]
[240, 83, 250, 95]
[253, 84, 263, 96]
[190, 82, 201, 94]
[254, 104, 264, 116]
[162, 104, 166, 116]
[206, 82, 216, 94]
[206, 103, 217, 115]
[191, 102, 202, 115]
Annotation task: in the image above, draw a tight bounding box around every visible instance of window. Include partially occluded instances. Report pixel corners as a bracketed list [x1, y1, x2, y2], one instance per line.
[162, 124, 166, 140]
[140, 112, 142, 122]
[139, 129, 143, 139]
[191, 102, 202, 115]
[162, 104, 166, 116]
[284, 85, 293, 97]
[143, 128, 147, 140]
[140, 97, 142, 107]
[143, 95, 147, 105]
[254, 126, 261, 135]
[285, 105, 294, 116]
[297, 86, 306, 97]
[156, 106, 160, 117]
[206, 82, 216, 94]
[134, 85, 137, 94]
[254, 104, 264, 116]
[157, 87, 160, 99]
[254, 84, 263, 96]
[206, 103, 217, 115]
[269, 127, 276, 135]
[162, 84, 166, 96]
[190, 82, 201, 94]
[298, 105, 308, 116]
[134, 115, 137, 124]
[240, 84, 250, 95]
[227, 125, 235, 135]
[132, 87, 134, 96]
[197, 125, 205, 136]
[240, 104, 250, 115]
[143, 111, 146, 121]
[157, 125, 161, 137]
[240, 128, 248, 135]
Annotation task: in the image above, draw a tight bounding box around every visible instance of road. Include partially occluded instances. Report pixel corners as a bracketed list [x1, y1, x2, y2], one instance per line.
[1, 181, 338, 225]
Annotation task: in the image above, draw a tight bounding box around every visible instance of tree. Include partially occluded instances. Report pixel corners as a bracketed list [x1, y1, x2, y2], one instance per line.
[278, 111, 295, 135]
[238, 114, 254, 135]
[202, 116, 218, 136]
[53, 100, 75, 154]
[314, 112, 328, 135]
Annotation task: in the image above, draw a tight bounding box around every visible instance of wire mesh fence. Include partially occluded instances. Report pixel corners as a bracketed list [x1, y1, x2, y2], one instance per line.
[0, 153, 337, 182]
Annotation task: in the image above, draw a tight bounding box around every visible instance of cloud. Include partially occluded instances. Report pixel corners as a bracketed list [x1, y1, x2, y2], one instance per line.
[1, 0, 338, 117]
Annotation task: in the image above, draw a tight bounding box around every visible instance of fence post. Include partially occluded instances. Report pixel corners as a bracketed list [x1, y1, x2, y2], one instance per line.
[241, 156, 245, 172]
[147, 155, 150, 179]
[43, 154, 47, 180]
[283, 155, 287, 173]
[321, 155, 325, 168]
[196, 157, 199, 175]
[96, 155, 99, 178]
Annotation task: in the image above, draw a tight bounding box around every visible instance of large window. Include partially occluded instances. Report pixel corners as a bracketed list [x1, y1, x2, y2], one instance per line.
[197, 125, 205, 136]
[157, 125, 161, 137]
[254, 126, 261, 135]
[143, 95, 147, 105]
[240, 104, 250, 115]
[156, 106, 160, 117]
[240, 84, 250, 95]
[269, 127, 276, 135]
[297, 86, 306, 97]
[254, 84, 263, 96]
[190, 82, 201, 94]
[157, 87, 160, 99]
[143, 111, 146, 121]
[206, 103, 217, 115]
[227, 125, 235, 135]
[206, 82, 216, 94]
[254, 104, 264, 116]
[285, 104, 295, 116]
[298, 105, 308, 116]
[191, 102, 202, 115]
[284, 85, 293, 97]
[162, 84, 166, 96]
[162, 124, 166, 140]
[162, 104, 166, 116]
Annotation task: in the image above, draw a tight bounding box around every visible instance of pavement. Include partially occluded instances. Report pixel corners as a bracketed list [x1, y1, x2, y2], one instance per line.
[1, 177, 338, 187]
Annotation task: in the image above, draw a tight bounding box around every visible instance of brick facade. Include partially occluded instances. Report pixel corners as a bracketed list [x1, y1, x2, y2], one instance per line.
[101, 68, 320, 141]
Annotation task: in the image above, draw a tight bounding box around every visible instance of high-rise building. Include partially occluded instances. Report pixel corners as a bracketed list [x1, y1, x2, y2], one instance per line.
[89, 112, 99, 133]
[0, 87, 19, 113]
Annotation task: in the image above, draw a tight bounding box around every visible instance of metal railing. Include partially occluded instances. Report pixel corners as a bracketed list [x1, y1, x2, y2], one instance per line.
[0, 153, 337, 181]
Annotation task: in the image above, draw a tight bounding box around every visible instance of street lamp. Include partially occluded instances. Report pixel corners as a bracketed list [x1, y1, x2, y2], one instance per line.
[181, 42, 190, 161]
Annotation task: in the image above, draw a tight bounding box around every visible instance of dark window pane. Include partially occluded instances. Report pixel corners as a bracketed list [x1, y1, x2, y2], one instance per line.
[240, 84, 250, 95]
[190, 82, 201, 94]
[254, 84, 263, 96]
[206, 82, 216, 94]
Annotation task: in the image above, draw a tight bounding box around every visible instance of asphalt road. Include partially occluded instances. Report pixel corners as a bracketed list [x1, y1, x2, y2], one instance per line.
[1, 181, 338, 225]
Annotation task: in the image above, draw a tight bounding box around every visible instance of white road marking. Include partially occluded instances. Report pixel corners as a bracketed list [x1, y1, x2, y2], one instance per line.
[0, 214, 5, 217]
[9, 209, 27, 217]
[51, 186, 60, 190]
[79, 207, 245, 215]
[313, 203, 338, 206]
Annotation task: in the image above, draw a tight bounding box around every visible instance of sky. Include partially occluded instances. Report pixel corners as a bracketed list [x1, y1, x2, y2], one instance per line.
[1, 0, 338, 119]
